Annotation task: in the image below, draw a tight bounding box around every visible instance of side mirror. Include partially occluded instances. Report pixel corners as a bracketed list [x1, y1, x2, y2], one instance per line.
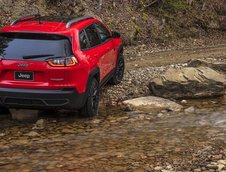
[112, 31, 121, 38]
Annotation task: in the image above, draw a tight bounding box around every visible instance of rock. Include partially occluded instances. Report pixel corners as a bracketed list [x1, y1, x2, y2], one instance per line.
[149, 67, 226, 99]
[62, 128, 75, 134]
[161, 170, 173, 172]
[166, 165, 173, 170]
[187, 59, 226, 74]
[218, 164, 225, 171]
[0, 133, 5, 137]
[10, 109, 38, 122]
[154, 166, 163, 171]
[123, 96, 183, 112]
[33, 119, 45, 130]
[157, 113, 164, 118]
[194, 169, 201, 172]
[181, 100, 187, 104]
[25, 131, 39, 137]
[206, 164, 218, 170]
[218, 160, 226, 165]
[92, 119, 101, 124]
[184, 106, 195, 113]
[36, 119, 45, 126]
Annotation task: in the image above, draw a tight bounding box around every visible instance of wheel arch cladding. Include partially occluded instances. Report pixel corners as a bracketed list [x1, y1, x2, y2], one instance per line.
[89, 67, 100, 83]
[118, 44, 124, 55]
[82, 67, 100, 106]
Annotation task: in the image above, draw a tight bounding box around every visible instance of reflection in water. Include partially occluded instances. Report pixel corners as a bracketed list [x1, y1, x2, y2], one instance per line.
[0, 99, 225, 171]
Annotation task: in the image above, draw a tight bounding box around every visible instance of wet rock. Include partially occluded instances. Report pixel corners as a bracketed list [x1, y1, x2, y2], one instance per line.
[154, 166, 163, 171]
[184, 106, 195, 113]
[36, 119, 45, 126]
[181, 100, 187, 104]
[25, 131, 39, 137]
[149, 67, 226, 99]
[218, 164, 225, 171]
[123, 96, 183, 112]
[157, 113, 164, 118]
[144, 168, 153, 172]
[218, 160, 226, 165]
[10, 109, 38, 122]
[33, 119, 45, 130]
[0, 133, 5, 137]
[62, 128, 75, 134]
[206, 164, 218, 170]
[92, 119, 101, 124]
[161, 170, 173, 172]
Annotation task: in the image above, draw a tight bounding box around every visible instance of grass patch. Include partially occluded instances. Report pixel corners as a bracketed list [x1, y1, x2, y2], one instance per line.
[152, 0, 189, 19]
[163, 0, 189, 13]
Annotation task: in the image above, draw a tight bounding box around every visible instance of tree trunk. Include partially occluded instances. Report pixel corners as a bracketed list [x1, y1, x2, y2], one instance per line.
[202, 0, 207, 11]
[186, 0, 193, 6]
[98, 0, 103, 12]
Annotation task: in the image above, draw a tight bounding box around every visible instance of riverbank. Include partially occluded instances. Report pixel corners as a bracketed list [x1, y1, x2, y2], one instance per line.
[101, 41, 226, 105]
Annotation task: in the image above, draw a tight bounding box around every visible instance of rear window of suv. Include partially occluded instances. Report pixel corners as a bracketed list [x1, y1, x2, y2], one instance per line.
[0, 33, 73, 60]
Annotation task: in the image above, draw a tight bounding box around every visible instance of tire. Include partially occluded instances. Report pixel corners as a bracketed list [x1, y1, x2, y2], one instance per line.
[79, 78, 100, 117]
[109, 53, 125, 85]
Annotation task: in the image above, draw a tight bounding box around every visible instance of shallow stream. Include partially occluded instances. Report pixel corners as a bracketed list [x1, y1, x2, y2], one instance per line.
[0, 97, 225, 171]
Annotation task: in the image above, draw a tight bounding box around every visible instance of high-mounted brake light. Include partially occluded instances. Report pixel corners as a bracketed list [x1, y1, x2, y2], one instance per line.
[47, 56, 78, 67]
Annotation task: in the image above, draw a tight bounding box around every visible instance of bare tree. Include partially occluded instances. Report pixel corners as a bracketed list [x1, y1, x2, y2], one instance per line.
[186, 0, 194, 6]
[202, 0, 207, 10]
[98, 0, 118, 11]
[145, 0, 161, 8]
[98, 0, 103, 12]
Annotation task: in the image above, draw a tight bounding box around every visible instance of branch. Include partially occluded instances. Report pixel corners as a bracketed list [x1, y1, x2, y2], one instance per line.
[145, 0, 160, 8]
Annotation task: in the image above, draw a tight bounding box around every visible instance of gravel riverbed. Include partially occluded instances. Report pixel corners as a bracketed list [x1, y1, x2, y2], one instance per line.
[0, 43, 226, 172]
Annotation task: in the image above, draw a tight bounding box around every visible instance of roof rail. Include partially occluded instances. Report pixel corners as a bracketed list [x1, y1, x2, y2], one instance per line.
[10, 14, 39, 26]
[66, 16, 93, 29]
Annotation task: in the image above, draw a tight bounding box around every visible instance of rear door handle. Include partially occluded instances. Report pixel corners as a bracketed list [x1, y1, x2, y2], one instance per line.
[94, 54, 98, 58]
[106, 47, 110, 50]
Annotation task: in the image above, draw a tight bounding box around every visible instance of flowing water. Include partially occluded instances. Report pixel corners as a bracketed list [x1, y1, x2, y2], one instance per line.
[0, 97, 225, 172]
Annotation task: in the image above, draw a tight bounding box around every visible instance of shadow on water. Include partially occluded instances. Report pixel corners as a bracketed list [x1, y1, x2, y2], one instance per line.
[0, 97, 225, 171]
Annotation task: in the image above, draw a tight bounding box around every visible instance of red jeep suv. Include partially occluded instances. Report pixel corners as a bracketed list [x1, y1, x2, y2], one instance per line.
[0, 15, 124, 117]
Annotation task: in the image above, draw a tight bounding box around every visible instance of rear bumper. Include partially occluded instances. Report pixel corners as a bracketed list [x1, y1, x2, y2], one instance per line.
[0, 87, 85, 110]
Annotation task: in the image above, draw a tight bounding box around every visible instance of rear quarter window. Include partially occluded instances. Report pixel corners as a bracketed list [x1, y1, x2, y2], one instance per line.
[95, 22, 111, 43]
[85, 24, 101, 48]
[79, 30, 90, 50]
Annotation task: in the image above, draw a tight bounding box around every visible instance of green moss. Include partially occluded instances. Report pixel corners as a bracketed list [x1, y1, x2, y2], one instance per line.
[107, 19, 113, 25]
[153, 0, 189, 19]
[142, 12, 149, 21]
[131, 21, 142, 33]
[163, 0, 189, 13]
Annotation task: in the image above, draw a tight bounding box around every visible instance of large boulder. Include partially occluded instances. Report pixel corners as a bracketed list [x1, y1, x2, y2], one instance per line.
[123, 96, 183, 112]
[149, 67, 226, 99]
[187, 59, 226, 74]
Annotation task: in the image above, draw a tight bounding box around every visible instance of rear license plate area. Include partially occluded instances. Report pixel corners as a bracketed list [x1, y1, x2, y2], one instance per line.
[14, 71, 34, 81]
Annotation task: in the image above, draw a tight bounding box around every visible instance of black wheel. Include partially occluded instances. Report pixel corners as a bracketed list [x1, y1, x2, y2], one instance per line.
[109, 53, 125, 85]
[79, 78, 100, 117]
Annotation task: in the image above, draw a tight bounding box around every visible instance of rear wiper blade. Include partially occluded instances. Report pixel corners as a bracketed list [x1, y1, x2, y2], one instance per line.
[23, 54, 55, 59]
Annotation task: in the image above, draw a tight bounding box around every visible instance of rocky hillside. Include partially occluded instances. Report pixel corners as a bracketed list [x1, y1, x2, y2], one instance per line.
[0, 0, 226, 45]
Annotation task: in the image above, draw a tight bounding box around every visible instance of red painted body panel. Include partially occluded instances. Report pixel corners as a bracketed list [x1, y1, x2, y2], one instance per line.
[0, 17, 122, 95]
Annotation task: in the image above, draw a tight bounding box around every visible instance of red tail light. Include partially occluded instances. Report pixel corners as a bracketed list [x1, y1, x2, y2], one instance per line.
[47, 56, 78, 67]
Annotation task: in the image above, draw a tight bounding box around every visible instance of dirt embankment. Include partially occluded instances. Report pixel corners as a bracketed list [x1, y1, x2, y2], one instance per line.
[1, 0, 226, 45]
